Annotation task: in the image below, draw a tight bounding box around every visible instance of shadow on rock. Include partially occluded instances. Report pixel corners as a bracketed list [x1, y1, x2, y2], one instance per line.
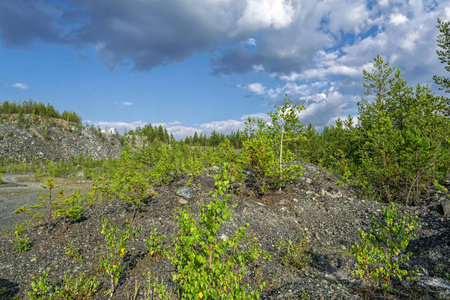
[0, 278, 19, 300]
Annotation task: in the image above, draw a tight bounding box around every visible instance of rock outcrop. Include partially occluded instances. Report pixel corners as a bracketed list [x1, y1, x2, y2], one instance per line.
[0, 118, 121, 162]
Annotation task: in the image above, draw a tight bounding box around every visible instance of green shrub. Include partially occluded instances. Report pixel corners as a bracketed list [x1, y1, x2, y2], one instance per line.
[13, 235, 31, 253]
[277, 233, 311, 271]
[54, 273, 99, 300]
[168, 168, 271, 299]
[99, 219, 140, 299]
[351, 202, 420, 293]
[13, 177, 64, 234]
[27, 271, 98, 300]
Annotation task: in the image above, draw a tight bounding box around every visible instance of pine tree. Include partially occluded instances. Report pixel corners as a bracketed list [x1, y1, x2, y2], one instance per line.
[433, 18, 450, 94]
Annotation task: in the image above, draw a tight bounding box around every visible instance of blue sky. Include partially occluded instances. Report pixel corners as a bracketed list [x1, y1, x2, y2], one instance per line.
[0, 0, 448, 139]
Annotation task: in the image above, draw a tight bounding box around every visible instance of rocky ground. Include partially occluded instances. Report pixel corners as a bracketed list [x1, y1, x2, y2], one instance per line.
[0, 118, 122, 162]
[0, 162, 449, 300]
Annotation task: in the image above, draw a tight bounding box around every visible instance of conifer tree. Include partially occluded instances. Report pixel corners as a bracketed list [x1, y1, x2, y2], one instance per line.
[433, 18, 450, 94]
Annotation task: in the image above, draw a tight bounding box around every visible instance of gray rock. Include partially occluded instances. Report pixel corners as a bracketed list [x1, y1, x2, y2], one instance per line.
[176, 186, 194, 199]
[0, 120, 121, 162]
[441, 200, 450, 216]
[419, 277, 450, 290]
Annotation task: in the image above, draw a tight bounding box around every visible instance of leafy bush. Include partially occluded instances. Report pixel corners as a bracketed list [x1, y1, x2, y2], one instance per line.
[27, 271, 98, 300]
[99, 219, 140, 299]
[13, 235, 31, 253]
[351, 203, 420, 293]
[168, 168, 272, 299]
[53, 189, 84, 230]
[238, 97, 306, 194]
[277, 233, 311, 271]
[54, 273, 99, 300]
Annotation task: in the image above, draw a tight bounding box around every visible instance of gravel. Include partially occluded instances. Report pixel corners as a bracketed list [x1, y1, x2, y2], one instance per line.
[0, 163, 449, 299]
[0, 119, 121, 162]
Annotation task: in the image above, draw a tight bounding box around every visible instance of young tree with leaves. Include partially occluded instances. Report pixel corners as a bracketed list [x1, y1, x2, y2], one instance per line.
[268, 96, 306, 184]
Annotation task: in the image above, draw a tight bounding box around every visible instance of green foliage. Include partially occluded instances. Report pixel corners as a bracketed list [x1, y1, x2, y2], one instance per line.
[240, 106, 304, 194]
[115, 147, 156, 219]
[356, 56, 449, 203]
[13, 219, 33, 237]
[54, 189, 85, 230]
[268, 96, 305, 179]
[0, 99, 82, 124]
[28, 271, 54, 300]
[143, 272, 172, 300]
[168, 169, 271, 299]
[13, 235, 32, 253]
[89, 145, 157, 218]
[13, 177, 64, 234]
[0, 287, 7, 296]
[11, 221, 33, 252]
[145, 228, 166, 258]
[53, 273, 99, 300]
[276, 233, 311, 271]
[44, 122, 50, 139]
[433, 18, 450, 93]
[351, 203, 420, 292]
[183, 130, 246, 148]
[66, 240, 83, 261]
[99, 219, 140, 299]
[299, 54, 449, 204]
[27, 271, 98, 300]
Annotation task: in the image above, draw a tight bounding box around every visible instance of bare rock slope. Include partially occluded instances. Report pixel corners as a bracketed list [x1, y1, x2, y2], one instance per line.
[0, 119, 121, 162]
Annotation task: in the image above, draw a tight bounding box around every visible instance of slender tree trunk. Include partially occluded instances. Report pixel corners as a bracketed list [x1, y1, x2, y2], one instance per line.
[279, 128, 284, 191]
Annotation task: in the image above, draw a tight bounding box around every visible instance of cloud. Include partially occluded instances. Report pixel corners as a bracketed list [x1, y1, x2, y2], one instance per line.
[241, 113, 271, 123]
[245, 38, 257, 46]
[11, 82, 29, 90]
[91, 120, 146, 133]
[154, 120, 182, 127]
[121, 101, 133, 106]
[90, 119, 246, 140]
[247, 82, 266, 95]
[0, 1, 64, 48]
[199, 119, 245, 134]
[298, 91, 352, 129]
[0, 0, 445, 81]
[1, 0, 446, 134]
[234, 0, 295, 34]
[390, 13, 408, 25]
[0, 0, 354, 74]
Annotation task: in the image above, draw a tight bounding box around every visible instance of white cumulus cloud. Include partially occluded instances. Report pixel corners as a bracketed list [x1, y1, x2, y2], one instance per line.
[247, 82, 266, 95]
[11, 83, 28, 90]
[91, 120, 147, 133]
[390, 13, 408, 25]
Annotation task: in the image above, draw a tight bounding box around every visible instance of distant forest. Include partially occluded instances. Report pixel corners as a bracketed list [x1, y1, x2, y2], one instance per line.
[0, 99, 82, 125]
[128, 124, 245, 148]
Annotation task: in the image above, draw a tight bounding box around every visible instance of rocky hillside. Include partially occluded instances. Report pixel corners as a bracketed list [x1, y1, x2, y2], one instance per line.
[0, 116, 122, 162]
[0, 162, 449, 299]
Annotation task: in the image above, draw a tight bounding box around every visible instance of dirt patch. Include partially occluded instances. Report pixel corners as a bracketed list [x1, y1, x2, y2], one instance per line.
[0, 174, 92, 236]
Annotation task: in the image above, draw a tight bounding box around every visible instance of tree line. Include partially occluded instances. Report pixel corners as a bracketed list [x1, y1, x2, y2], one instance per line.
[0, 99, 82, 125]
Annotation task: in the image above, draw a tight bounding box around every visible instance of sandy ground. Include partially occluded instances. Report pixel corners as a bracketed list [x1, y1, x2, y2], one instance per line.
[0, 174, 43, 235]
